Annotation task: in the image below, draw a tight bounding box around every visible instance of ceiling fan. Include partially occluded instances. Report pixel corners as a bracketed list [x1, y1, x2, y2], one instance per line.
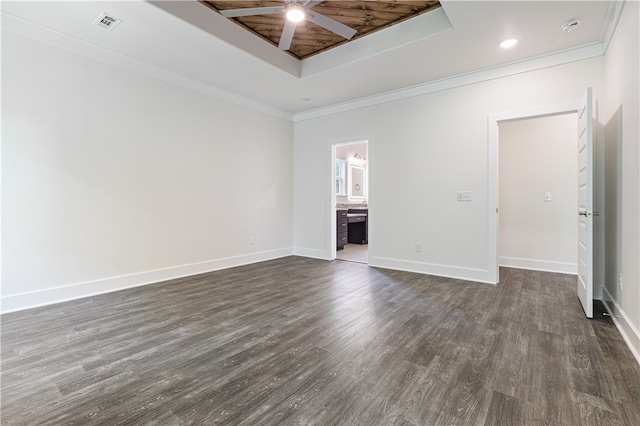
[219, 0, 357, 51]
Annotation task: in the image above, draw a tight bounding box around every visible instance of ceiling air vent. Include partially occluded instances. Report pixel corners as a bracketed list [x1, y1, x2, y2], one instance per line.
[93, 12, 122, 31]
[561, 19, 580, 32]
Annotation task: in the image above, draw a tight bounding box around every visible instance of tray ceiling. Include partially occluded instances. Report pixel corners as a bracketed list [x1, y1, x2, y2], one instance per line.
[1, 1, 616, 115]
[199, 1, 441, 59]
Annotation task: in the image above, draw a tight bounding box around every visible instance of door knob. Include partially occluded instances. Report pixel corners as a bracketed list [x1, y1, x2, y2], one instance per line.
[578, 211, 587, 216]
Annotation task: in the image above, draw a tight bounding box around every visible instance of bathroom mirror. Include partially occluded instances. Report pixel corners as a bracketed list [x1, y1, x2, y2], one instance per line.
[349, 165, 366, 199]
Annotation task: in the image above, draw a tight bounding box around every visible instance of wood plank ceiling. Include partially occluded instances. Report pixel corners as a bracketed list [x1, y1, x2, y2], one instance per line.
[199, 1, 441, 60]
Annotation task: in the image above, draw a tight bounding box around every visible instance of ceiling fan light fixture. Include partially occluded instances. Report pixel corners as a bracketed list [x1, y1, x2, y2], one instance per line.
[286, 5, 305, 23]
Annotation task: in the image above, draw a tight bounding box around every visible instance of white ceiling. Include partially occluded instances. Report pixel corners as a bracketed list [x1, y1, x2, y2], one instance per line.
[1, 1, 617, 118]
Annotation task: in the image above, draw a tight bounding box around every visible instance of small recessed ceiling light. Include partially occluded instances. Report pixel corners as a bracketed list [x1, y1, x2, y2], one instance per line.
[286, 5, 305, 23]
[500, 38, 518, 49]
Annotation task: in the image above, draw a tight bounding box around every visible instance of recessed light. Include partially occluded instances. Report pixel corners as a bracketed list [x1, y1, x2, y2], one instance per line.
[499, 38, 518, 49]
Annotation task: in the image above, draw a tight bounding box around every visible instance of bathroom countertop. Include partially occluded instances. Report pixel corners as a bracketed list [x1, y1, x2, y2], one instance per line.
[336, 205, 368, 210]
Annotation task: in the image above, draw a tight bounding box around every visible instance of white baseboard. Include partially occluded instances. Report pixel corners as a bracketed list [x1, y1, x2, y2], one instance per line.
[499, 256, 578, 274]
[292, 247, 331, 260]
[601, 287, 640, 366]
[1, 248, 293, 314]
[369, 256, 494, 284]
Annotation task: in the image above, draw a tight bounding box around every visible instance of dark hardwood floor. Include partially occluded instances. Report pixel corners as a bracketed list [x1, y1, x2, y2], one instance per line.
[2, 256, 639, 425]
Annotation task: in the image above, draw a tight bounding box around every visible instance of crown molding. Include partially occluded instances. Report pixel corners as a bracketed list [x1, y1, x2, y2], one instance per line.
[599, 0, 626, 54]
[293, 42, 604, 122]
[292, 0, 623, 122]
[1, 11, 294, 122]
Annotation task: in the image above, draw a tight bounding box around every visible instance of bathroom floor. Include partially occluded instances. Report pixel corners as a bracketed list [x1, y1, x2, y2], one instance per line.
[336, 243, 368, 263]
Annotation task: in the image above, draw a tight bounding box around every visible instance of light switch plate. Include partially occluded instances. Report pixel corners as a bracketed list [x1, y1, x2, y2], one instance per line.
[544, 192, 552, 202]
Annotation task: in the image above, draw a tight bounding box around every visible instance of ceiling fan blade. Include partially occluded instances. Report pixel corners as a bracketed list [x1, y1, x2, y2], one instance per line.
[303, 1, 324, 8]
[306, 10, 356, 40]
[278, 19, 296, 50]
[220, 6, 284, 18]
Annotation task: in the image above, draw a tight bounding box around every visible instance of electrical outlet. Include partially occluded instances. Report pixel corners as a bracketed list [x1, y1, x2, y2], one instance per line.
[618, 274, 623, 291]
[457, 191, 472, 202]
[415, 242, 422, 252]
[249, 236, 255, 246]
[544, 192, 552, 202]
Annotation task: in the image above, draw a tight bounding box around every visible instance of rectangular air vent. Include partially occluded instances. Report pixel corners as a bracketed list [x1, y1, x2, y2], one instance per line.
[93, 12, 122, 31]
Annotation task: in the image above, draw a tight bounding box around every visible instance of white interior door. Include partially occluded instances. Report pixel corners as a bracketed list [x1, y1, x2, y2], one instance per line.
[577, 87, 594, 318]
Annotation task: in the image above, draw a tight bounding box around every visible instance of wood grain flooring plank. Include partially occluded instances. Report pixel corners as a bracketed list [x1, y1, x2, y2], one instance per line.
[596, 335, 640, 424]
[236, 355, 358, 425]
[2, 258, 639, 425]
[570, 390, 624, 426]
[53, 324, 269, 396]
[345, 360, 423, 425]
[488, 328, 533, 401]
[532, 330, 579, 425]
[161, 346, 329, 425]
[570, 330, 620, 401]
[434, 328, 500, 425]
[483, 390, 525, 426]
[402, 308, 466, 368]
[384, 351, 468, 425]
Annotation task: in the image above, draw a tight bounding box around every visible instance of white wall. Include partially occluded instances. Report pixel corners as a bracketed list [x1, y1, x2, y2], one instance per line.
[293, 57, 604, 282]
[1, 31, 294, 312]
[602, 1, 640, 362]
[499, 114, 578, 274]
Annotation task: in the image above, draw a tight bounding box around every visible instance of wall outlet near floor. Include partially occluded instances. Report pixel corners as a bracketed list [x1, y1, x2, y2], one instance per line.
[457, 191, 472, 201]
[618, 274, 623, 291]
[415, 242, 422, 252]
[249, 236, 255, 246]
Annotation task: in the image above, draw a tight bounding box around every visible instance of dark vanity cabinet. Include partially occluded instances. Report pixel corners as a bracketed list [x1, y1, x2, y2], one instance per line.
[337, 210, 348, 250]
[347, 209, 368, 245]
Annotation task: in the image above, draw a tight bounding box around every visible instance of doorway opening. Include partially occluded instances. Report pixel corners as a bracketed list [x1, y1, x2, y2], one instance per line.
[331, 140, 369, 264]
[498, 113, 579, 275]
[488, 101, 579, 284]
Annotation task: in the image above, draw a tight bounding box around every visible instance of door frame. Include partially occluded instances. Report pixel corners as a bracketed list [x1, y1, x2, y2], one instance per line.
[487, 101, 579, 284]
[329, 138, 371, 261]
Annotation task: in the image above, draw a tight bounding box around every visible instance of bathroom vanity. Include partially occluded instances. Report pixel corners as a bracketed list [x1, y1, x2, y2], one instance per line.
[347, 209, 368, 245]
[336, 209, 348, 250]
[336, 208, 368, 249]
